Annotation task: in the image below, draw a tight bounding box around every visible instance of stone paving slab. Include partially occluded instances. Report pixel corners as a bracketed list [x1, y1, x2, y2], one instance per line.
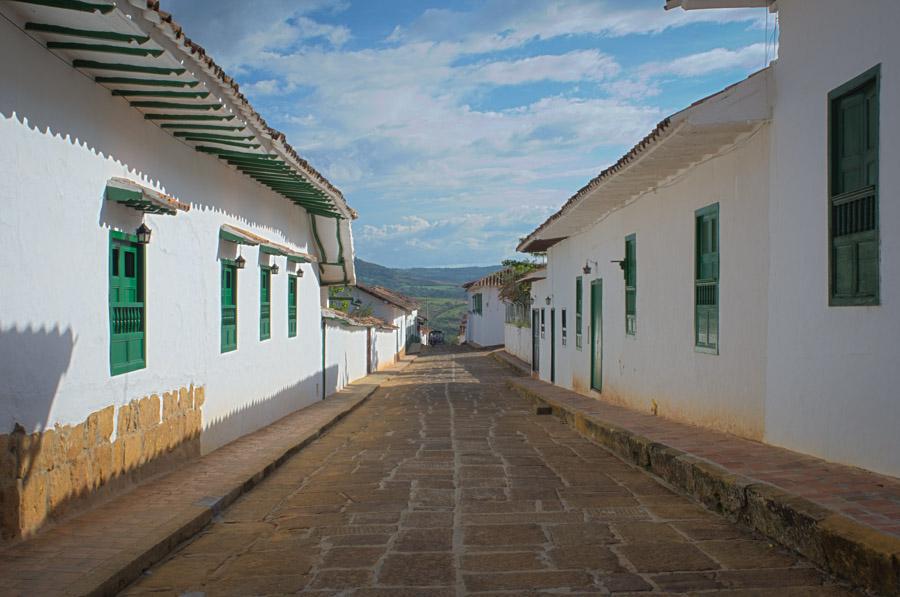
[0, 358, 414, 597]
[507, 368, 900, 595]
[119, 347, 860, 596]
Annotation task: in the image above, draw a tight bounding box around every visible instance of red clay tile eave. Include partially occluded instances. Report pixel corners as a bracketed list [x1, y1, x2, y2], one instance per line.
[142, 1, 357, 220]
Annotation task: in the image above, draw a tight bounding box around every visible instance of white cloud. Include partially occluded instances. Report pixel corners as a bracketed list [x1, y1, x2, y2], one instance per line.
[638, 43, 768, 78]
[464, 50, 620, 86]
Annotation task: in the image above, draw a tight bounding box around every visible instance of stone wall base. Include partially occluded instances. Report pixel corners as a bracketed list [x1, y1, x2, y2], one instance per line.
[1, 385, 204, 540]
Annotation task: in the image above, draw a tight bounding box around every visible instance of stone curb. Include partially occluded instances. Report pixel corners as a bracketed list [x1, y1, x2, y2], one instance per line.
[68, 359, 414, 597]
[507, 378, 900, 596]
[489, 350, 530, 376]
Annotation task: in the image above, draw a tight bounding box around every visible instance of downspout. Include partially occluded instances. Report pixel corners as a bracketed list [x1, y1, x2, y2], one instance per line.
[321, 317, 326, 400]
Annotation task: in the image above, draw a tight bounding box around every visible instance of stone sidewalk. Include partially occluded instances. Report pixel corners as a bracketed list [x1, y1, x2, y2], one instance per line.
[121, 346, 858, 596]
[0, 357, 414, 597]
[498, 351, 900, 595]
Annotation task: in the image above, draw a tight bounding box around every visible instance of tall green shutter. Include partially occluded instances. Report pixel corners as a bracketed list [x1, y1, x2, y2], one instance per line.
[260, 267, 271, 340]
[288, 274, 298, 337]
[109, 232, 145, 374]
[830, 66, 879, 305]
[221, 261, 237, 352]
[625, 234, 636, 335]
[575, 276, 583, 350]
[695, 204, 719, 353]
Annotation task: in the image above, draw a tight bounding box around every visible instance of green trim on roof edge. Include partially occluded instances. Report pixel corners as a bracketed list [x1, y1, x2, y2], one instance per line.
[26, 23, 150, 43]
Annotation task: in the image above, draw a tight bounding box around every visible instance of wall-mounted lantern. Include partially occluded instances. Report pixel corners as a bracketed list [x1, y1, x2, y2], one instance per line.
[234, 255, 246, 269]
[136, 223, 152, 245]
[582, 259, 599, 275]
[545, 296, 551, 306]
[610, 259, 626, 271]
[271, 262, 280, 275]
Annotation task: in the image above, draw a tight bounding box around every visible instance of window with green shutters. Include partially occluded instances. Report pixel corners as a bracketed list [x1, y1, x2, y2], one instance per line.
[260, 266, 271, 341]
[695, 204, 719, 353]
[221, 261, 237, 353]
[575, 276, 583, 350]
[473, 293, 483, 315]
[288, 274, 298, 338]
[625, 234, 636, 335]
[829, 65, 880, 306]
[109, 231, 145, 375]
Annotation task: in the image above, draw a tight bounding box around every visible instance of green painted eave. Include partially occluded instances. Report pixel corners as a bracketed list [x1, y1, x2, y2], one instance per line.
[13, 0, 114, 14]
[48, 41, 163, 57]
[26, 22, 150, 43]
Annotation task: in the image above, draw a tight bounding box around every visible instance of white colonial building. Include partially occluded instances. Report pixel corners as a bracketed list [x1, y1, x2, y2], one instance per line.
[346, 284, 419, 367]
[519, 0, 900, 477]
[463, 270, 507, 348]
[0, 1, 358, 538]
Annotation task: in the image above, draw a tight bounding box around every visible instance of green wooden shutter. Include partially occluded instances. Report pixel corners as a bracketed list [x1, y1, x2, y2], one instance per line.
[830, 66, 879, 305]
[575, 276, 583, 350]
[109, 232, 145, 375]
[695, 204, 719, 352]
[625, 234, 636, 335]
[260, 267, 271, 340]
[221, 261, 237, 352]
[288, 274, 297, 337]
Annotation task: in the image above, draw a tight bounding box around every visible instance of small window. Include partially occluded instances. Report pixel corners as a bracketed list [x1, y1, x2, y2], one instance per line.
[109, 232, 145, 375]
[695, 204, 719, 353]
[561, 309, 567, 345]
[540, 308, 545, 338]
[575, 276, 583, 350]
[829, 65, 879, 305]
[221, 261, 237, 353]
[288, 274, 298, 338]
[625, 234, 636, 335]
[260, 266, 271, 341]
[472, 293, 483, 315]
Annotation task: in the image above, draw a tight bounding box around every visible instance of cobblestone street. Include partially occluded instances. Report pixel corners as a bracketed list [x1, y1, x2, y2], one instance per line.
[122, 348, 855, 596]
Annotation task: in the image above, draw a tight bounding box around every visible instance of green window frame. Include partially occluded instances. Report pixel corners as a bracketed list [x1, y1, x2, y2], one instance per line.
[625, 234, 636, 336]
[695, 204, 719, 353]
[561, 308, 567, 345]
[288, 274, 298, 338]
[260, 266, 271, 341]
[109, 231, 145, 375]
[473, 293, 483, 315]
[221, 260, 237, 353]
[829, 65, 880, 306]
[575, 276, 583, 350]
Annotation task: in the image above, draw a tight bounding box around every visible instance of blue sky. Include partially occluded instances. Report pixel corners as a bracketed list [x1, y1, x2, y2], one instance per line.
[160, 0, 776, 267]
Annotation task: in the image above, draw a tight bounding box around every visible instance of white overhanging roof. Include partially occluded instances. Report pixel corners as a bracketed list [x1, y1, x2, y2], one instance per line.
[518, 68, 772, 253]
[1, 0, 356, 284]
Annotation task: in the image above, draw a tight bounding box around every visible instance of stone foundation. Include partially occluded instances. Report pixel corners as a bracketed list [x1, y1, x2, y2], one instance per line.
[0, 385, 204, 540]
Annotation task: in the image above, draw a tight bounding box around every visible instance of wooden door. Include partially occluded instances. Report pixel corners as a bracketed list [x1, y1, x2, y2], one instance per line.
[590, 279, 603, 392]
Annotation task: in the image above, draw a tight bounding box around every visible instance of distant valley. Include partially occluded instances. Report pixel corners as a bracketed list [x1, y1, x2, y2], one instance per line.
[354, 258, 500, 342]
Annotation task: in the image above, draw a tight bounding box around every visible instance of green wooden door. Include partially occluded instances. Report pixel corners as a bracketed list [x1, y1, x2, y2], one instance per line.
[260, 267, 271, 340]
[550, 308, 556, 383]
[590, 279, 602, 392]
[221, 262, 237, 352]
[531, 309, 540, 373]
[695, 205, 719, 351]
[109, 236, 145, 375]
[288, 275, 297, 337]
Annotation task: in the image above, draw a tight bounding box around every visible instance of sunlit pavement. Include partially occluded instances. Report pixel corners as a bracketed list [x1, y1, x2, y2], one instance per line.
[122, 346, 856, 595]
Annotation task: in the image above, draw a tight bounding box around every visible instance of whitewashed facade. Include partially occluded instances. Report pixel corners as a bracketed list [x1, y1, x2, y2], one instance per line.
[520, 0, 900, 476]
[347, 284, 418, 365]
[463, 272, 506, 348]
[0, 2, 358, 537]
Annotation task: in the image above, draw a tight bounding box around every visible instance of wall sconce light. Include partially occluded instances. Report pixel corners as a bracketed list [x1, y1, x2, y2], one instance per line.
[296, 266, 304, 278]
[582, 259, 599, 275]
[234, 255, 246, 269]
[610, 259, 626, 272]
[545, 296, 551, 306]
[270, 262, 280, 275]
[136, 223, 152, 245]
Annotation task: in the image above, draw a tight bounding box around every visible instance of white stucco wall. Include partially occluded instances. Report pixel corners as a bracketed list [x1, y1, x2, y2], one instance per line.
[504, 323, 532, 365]
[465, 286, 506, 347]
[537, 127, 770, 439]
[764, 0, 900, 475]
[0, 21, 328, 454]
[324, 322, 368, 394]
[349, 287, 414, 359]
[372, 328, 398, 371]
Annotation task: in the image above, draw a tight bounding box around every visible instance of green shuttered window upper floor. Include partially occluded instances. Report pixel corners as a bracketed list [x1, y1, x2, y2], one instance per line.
[288, 274, 298, 338]
[829, 65, 880, 306]
[109, 231, 145, 375]
[695, 204, 719, 354]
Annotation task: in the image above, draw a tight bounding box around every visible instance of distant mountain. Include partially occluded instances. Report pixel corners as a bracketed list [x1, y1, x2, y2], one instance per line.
[354, 258, 501, 341]
[354, 259, 499, 300]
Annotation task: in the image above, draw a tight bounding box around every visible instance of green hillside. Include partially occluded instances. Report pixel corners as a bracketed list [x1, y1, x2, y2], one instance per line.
[354, 258, 500, 342]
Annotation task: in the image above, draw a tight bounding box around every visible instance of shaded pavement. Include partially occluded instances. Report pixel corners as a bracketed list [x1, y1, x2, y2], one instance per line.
[122, 347, 858, 595]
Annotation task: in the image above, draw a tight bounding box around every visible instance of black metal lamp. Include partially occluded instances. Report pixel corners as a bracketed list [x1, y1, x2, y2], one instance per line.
[583, 259, 598, 275]
[136, 223, 152, 245]
[234, 255, 246, 269]
[271, 262, 279, 275]
[545, 296, 551, 305]
[610, 259, 626, 271]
